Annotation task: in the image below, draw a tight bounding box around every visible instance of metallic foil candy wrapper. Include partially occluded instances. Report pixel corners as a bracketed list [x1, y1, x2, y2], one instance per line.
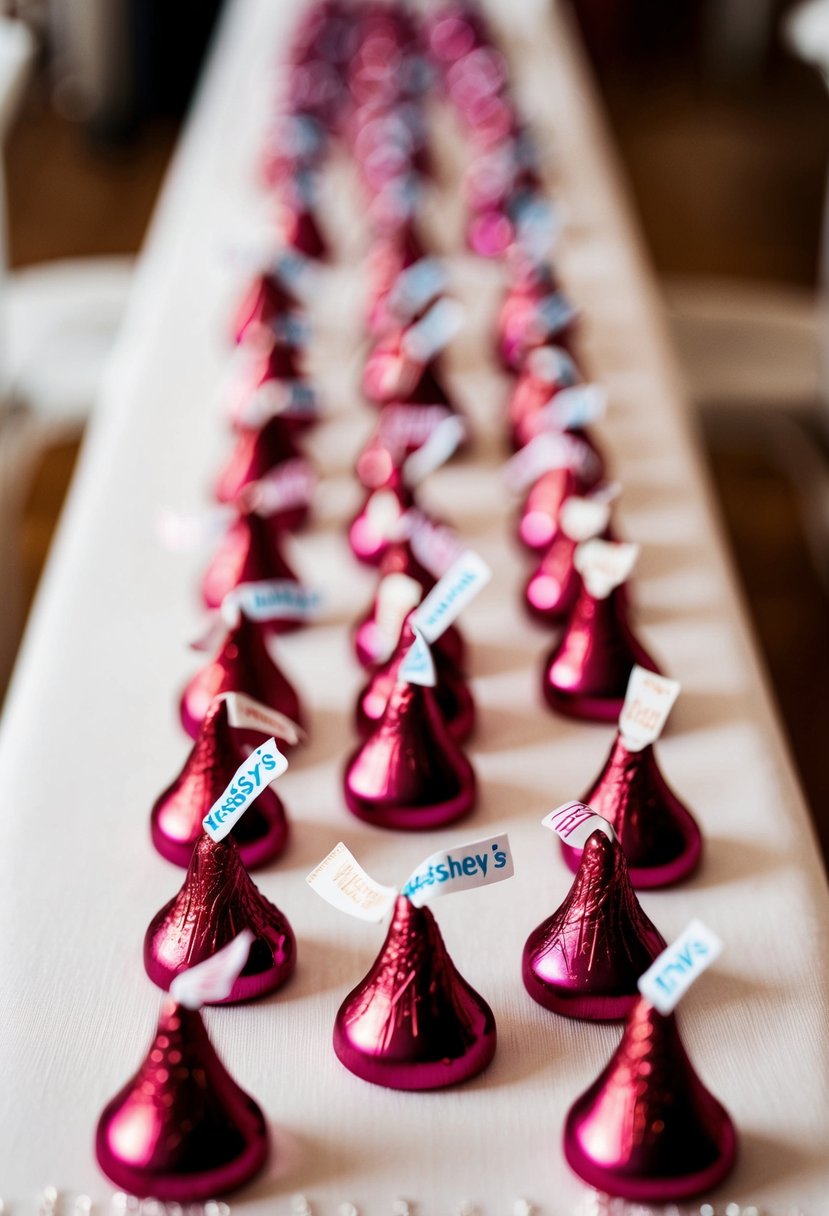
[216, 416, 307, 518]
[334, 894, 496, 1089]
[201, 509, 302, 614]
[563, 996, 738, 1201]
[344, 677, 476, 830]
[542, 586, 659, 722]
[229, 342, 314, 435]
[497, 263, 577, 372]
[506, 347, 580, 450]
[353, 540, 466, 670]
[180, 611, 304, 742]
[356, 614, 474, 742]
[152, 698, 289, 870]
[524, 527, 580, 623]
[366, 221, 428, 336]
[348, 468, 415, 567]
[145, 834, 296, 1002]
[95, 999, 269, 1199]
[518, 451, 604, 552]
[233, 272, 299, 350]
[561, 734, 703, 887]
[279, 177, 329, 261]
[362, 323, 455, 410]
[523, 829, 666, 1020]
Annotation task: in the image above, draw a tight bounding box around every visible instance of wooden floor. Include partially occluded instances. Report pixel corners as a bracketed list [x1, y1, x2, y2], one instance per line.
[5, 52, 829, 865]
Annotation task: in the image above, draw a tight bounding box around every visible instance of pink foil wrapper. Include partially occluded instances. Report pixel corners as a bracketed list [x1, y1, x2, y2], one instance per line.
[517, 450, 604, 552]
[348, 469, 415, 567]
[201, 509, 303, 615]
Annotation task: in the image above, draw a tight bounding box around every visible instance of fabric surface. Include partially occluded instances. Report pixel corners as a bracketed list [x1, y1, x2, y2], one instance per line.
[1, 0, 828, 1209]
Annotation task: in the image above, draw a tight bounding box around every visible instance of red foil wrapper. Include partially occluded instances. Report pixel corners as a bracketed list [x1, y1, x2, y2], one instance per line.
[348, 468, 415, 567]
[201, 509, 303, 614]
[278, 179, 329, 261]
[344, 678, 476, 830]
[145, 834, 296, 1002]
[356, 614, 474, 742]
[366, 221, 428, 336]
[233, 272, 299, 350]
[561, 734, 703, 887]
[334, 894, 496, 1090]
[564, 996, 738, 1201]
[228, 342, 315, 436]
[152, 698, 289, 870]
[180, 612, 304, 742]
[506, 346, 580, 450]
[95, 999, 269, 1199]
[216, 415, 306, 514]
[542, 585, 659, 722]
[523, 830, 665, 1020]
[496, 262, 577, 371]
[362, 324, 456, 410]
[518, 448, 605, 552]
[524, 528, 581, 623]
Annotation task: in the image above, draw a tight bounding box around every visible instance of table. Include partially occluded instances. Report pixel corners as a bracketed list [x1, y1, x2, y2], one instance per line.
[2, 1, 828, 1211]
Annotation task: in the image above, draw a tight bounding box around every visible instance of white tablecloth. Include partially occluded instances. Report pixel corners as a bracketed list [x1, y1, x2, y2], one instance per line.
[1, 0, 828, 1210]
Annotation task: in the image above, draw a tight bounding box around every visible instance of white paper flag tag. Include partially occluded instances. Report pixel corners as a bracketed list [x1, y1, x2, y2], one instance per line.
[558, 495, 612, 543]
[618, 666, 681, 752]
[401, 833, 514, 906]
[531, 384, 607, 436]
[202, 738, 288, 842]
[222, 579, 320, 626]
[637, 920, 723, 1015]
[412, 550, 491, 642]
[376, 573, 423, 657]
[157, 507, 232, 553]
[365, 488, 404, 539]
[536, 290, 578, 338]
[503, 432, 601, 494]
[222, 691, 303, 746]
[405, 508, 465, 576]
[377, 404, 452, 451]
[403, 414, 466, 484]
[244, 459, 317, 515]
[306, 842, 398, 923]
[575, 539, 639, 599]
[235, 379, 318, 429]
[399, 629, 436, 686]
[388, 257, 447, 319]
[402, 297, 465, 363]
[170, 930, 255, 1010]
[542, 801, 617, 848]
[525, 344, 579, 387]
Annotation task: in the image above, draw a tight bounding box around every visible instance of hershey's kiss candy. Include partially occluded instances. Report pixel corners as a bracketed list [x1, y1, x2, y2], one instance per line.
[518, 446, 604, 553]
[356, 613, 474, 743]
[348, 468, 414, 567]
[334, 894, 496, 1089]
[563, 995, 737, 1201]
[216, 414, 305, 512]
[523, 829, 665, 1020]
[202, 509, 302, 614]
[181, 611, 304, 741]
[344, 657, 476, 830]
[506, 344, 580, 450]
[366, 220, 428, 336]
[229, 341, 314, 435]
[542, 545, 658, 722]
[562, 735, 702, 887]
[145, 834, 296, 1002]
[524, 493, 613, 624]
[96, 943, 269, 1198]
[152, 698, 289, 869]
[496, 261, 577, 372]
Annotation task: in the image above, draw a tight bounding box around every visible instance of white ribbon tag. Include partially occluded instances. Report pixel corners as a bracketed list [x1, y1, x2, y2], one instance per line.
[618, 666, 681, 752]
[638, 920, 723, 1015]
[222, 580, 320, 626]
[575, 539, 639, 599]
[401, 833, 514, 906]
[202, 738, 288, 842]
[399, 629, 436, 686]
[542, 801, 617, 848]
[405, 509, 465, 577]
[222, 691, 303, 746]
[402, 297, 465, 363]
[246, 459, 317, 515]
[412, 550, 491, 642]
[558, 496, 612, 544]
[403, 415, 466, 484]
[503, 432, 600, 493]
[532, 384, 607, 435]
[170, 930, 255, 1010]
[306, 842, 397, 923]
[375, 573, 423, 657]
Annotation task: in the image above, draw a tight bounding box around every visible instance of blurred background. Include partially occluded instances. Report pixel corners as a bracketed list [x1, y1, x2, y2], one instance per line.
[0, 0, 827, 860]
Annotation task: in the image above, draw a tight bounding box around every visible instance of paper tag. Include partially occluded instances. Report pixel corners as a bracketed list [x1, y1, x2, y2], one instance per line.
[514, 194, 561, 260]
[558, 496, 611, 543]
[399, 629, 436, 686]
[410, 549, 490, 642]
[618, 666, 681, 752]
[365, 488, 404, 539]
[401, 833, 514, 906]
[377, 404, 452, 451]
[637, 920, 723, 1015]
[202, 738, 288, 842]
[403, 414, 466, 484]
[222, 691, 303, 746]
[525, 344, 579, 388]
[306, 842, 398, 923]
[388, 257, 447, 319]
[375, 573, 423, 657]
[222, 579, 320, 625]
[236, 379, 318, 429]
[575, 539, 639, 599]
[402, 297, 464, 363]
[405, 508, 465, 577]
[536, 290, 578, 337]
[542, 801, 617, 848]
[503, 432, 601, 494]
[531, 384, 607, 435]
[272, 248, 315, 293]
[272, 311, 310, 348]
[157, 507, 232, 553]
[170, 930, 255, 1010]
[245, 459, 317, 515]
